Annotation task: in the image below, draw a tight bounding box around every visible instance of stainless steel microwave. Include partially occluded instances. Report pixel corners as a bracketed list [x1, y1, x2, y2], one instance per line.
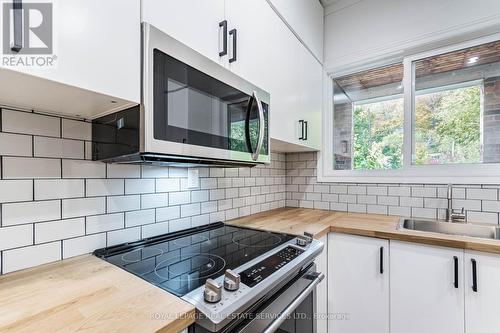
[92, 23, 270, 167]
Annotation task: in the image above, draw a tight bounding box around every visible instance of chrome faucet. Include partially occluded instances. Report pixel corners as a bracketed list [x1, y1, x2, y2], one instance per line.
[446, 184, 466, 223]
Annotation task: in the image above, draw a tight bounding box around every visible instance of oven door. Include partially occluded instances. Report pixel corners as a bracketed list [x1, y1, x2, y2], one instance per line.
[143, 23, 270, 164]
[191, 264, 324, 333]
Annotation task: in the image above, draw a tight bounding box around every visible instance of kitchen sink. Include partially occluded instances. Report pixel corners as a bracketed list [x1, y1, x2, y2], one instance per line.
[398, 218, 500, 240]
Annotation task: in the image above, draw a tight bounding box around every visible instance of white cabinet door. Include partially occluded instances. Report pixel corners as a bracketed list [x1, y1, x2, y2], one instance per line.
[465, 250, 500, 333]
[1, 0, 140, 104]
[315, 235, 328, 333]
[224, 0, 276, 91]
[142, 0, 225, 64]
[297, 45, 322, 150]
[329, 233, 389, 333]
[267, 0, 324, 62]
[390, 241, 464, 333]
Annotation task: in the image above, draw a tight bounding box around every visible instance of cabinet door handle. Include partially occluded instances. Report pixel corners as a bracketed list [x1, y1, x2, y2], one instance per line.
[219, 20, 227, 57]
[11, 0, 23, 52]
[229, 29, 237, 63]
[379, 246, 384, 274]
[453, 256, 458, 288]
[298, 120, 304, 140]
[471, 259, 478, 292]
[304, 121, 308, 140]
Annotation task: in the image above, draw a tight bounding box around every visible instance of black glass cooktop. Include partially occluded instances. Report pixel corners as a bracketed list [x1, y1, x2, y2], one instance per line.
[94, 222, 294, 296]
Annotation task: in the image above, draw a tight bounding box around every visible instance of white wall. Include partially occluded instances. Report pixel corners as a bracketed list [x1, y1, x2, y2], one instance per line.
[324, 0, 500, 70]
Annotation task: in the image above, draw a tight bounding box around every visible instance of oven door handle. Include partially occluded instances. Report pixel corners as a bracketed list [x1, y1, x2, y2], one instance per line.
[250, 91, 265, 162]
[262, 272, 325, 333]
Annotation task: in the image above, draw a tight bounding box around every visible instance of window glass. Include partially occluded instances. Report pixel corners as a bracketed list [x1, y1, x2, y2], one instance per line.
[333, 63, 404, 170]
[413, 40, 500, 165]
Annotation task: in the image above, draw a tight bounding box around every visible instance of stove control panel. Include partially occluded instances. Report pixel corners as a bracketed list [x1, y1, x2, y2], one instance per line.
[240, 246, 303, 287]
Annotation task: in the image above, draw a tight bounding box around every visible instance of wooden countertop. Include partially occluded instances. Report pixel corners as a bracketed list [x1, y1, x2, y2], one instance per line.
[227, 207, 500, 254]
[0, 255, 195, 333]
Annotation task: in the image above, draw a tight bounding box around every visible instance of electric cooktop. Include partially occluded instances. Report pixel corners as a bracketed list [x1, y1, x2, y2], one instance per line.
[94, 222, 294, 297]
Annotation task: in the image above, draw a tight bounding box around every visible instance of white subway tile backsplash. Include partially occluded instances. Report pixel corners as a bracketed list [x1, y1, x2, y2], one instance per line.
[141, 193, 168, 209]
[63, 233, 106, 258]
[2, 200, 60, 226]
[63, 160, 105, 178]
[388, 206, 411, 216]
[142, 221, 170, 238]
[107, 227, 141, 246]
[86, 179, 124, 197]
[3, 242, 61, 273]
[3, 157, 60, 179]
[125, 179, 155, 195]
[467, 188, 498, 200]
[107, 195, 140, 213]
[156, 206, 180, 222]
[0, 108, 287, 275]
[35, 218, 85, 243]
[0, 225, 33, 251]
[35, 179, 84, 200]
[0, 132, 32, 156]
[141, 166, 169, 178]
[388, 186, 411, 197]
[0, 180, 33, 203]
[86, 213, 124, 234]
[34, 136, 84, 159]
[412, 207, 436, 219]
[125, 209, 155, 227]
[367, 205, 388, 215]
[62, 197, 106, 218]
[2, 109, 59, 137]
[107, 164, 140, 178]
[156, 178, 180, 192]
[482, 200, 500, 213]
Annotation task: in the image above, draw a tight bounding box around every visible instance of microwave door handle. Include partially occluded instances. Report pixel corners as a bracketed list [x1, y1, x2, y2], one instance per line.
[251, 91, 265, 161]
[262, 272, 325, 333]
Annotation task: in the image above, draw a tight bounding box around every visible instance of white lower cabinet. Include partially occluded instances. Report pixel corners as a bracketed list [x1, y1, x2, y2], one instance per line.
[390, 241, 465, 333]
[315, 235, 328, 333]
[329, 233, 389, 333]
[465, 250, 500, 333]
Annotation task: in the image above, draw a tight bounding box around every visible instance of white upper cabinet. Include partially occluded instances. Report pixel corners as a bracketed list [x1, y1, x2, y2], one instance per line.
[329, 233, 389, 333]
[223, 0, 276, 90]
[268, 0, 324, 62]
[390, 241, 465, 333]
[465, 250, 500, 333]
[141, 0, 225, 64]
[141, 0, 323, 152]
[0, 0, 140, 119]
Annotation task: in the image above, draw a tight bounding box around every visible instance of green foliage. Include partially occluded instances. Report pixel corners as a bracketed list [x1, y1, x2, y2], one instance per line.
[414, 86, 481, 164]
[351, 85, 481, 170]
[353, 99, 404, 170]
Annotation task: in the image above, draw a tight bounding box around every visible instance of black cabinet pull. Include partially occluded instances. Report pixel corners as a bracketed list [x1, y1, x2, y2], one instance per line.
[229, 29, 237, 63]
[453, 256, 458, 288]
[299, 120, 304, 140]
[219, 20, 227, 57]
[471, 259, 478, 292]
[379, 246, 384, 274]
[11, 0, 23, 52]
[304, 121, 308, 140]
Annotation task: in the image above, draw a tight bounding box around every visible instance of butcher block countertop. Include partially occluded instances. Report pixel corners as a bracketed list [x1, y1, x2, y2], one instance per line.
[0, 255, 195, 333]
[227, 207, 500, 254]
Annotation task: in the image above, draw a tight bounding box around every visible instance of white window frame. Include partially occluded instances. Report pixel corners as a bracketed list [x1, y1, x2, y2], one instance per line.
[319, 33, 500, 184]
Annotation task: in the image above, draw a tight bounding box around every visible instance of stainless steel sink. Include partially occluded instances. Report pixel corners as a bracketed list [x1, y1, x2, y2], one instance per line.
[398, 218, 500, 240]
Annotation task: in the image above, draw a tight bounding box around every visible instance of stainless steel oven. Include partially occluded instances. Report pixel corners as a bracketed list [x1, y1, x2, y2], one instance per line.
[190, 264, 324, 333]
[92, 23, 270, 167]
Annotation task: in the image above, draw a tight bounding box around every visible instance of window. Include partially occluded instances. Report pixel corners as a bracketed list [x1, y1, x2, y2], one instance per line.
[324, 37, 500, 183]
[333, 64, 404, 171]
